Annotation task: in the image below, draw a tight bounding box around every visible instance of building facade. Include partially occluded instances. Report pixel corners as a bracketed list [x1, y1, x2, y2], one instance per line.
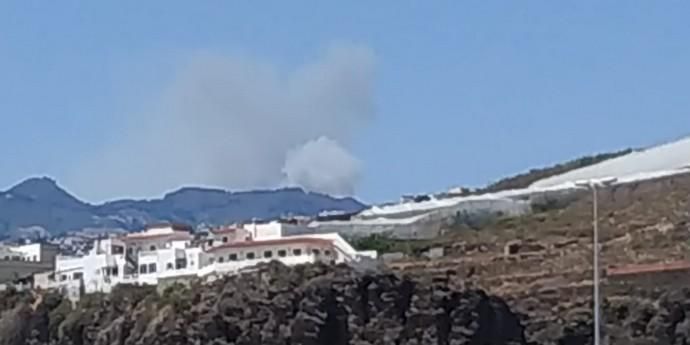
[37, 222, 375, 295]
[0, 242, 58, 285]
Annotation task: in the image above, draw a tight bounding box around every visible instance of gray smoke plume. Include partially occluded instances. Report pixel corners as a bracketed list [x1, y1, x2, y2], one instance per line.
[68, 44, 375, 202]
[282, 136, 362, 196]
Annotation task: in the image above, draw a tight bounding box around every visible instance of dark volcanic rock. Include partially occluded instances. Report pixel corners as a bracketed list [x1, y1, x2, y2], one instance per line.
[517, 288, 690, 345]
[0, 262, 526, 345]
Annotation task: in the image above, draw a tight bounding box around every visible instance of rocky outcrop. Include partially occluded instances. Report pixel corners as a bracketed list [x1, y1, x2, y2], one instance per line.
[7, 263, 690, 345]
[501, 288, 690, 345]
[0, 262, 526, 345]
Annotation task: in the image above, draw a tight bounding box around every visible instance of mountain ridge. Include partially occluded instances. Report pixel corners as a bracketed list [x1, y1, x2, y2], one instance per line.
[0, 177, 366, 237]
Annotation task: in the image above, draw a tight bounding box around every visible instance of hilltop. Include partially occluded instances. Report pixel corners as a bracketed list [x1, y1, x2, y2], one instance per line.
[0, 177, 366, 237]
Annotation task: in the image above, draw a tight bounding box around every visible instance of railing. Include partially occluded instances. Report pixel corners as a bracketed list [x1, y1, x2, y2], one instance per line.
[55, 256, 85, 270]
[138, 251, 158, 257]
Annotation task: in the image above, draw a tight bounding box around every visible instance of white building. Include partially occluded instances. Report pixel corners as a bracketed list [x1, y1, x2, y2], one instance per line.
[0, 242, 58, 287]
[0, 242, 55, 262]
[38, 222, 375, 295]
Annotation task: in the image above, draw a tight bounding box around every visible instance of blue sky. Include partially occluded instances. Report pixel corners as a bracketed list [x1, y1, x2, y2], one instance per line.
[1, 1, 690, 204]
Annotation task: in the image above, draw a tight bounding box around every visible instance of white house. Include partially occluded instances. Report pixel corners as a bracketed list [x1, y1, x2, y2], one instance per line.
[0, 242, 57, 262]
[1, 242, 59, 287]
[44, 237, 126, 293]
[38, 221, 375, 295]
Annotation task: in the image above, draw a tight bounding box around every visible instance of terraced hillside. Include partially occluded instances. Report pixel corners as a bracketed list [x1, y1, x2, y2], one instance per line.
[390, 171, 690, 344]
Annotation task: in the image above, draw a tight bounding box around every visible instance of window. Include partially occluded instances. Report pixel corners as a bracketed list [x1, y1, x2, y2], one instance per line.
[176, 258, 187, 269]
[127, 247, 133, 255]
[112, 245, 124, 254]
[167, 263, 174, 270]
[111, 266, 119, 277]
[73, 272, 83, 280]
[208, 240, 214, 247]
[148, 263, 157, 273]
[222, 237, 228, 243]
[33, 255, 38, 261]
[3, 256, 8, 260]
[60, 275, 67, 282]
[312, 249, 321, 256]
[229, 253, 238, 261]
[218, 257, 225, 263]
[246, 252, 255, 260]
[209, 258, 215, 264]
[278, 250, 287, 258]
[263, 251, 273, 259]
[324, 250, 331, 257]
[292, 249, 302, 256]
[139, 264, 148, 274]
[149, 245, 156, 251]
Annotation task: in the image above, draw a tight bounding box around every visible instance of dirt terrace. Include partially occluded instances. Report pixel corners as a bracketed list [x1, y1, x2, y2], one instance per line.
[388, 172, 690, 342]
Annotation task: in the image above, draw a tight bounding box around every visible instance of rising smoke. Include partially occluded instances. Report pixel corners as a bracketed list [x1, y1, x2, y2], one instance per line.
[283, 136, 362, 196]
[69, 44, 375, 202]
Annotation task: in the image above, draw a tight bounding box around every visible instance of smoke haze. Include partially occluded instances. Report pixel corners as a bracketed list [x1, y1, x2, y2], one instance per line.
[283, 136, 362, 196]
[69, 44, 375, 202]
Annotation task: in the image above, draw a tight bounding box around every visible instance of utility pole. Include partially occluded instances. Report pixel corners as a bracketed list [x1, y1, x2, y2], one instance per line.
[576, 177, 616, 345]
[591, 183, 600, 345]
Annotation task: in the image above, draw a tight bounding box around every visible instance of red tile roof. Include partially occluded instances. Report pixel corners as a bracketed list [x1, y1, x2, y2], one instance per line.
[207, 237, 333, 252]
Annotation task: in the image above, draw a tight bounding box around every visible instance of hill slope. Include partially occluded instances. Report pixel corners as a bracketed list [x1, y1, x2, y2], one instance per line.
[391, 170, 690, 344]
[532, 136, 690, 188]
[480, 148, 633, 192]
[0, 177, 366, 236]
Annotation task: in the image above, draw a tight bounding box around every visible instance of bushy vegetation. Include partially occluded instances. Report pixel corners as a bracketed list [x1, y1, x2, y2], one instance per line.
[479, 148, 634, 193]
[348, 233, 432, 256]
[451, 209, 503, 230]
[348, 233, 396, 252]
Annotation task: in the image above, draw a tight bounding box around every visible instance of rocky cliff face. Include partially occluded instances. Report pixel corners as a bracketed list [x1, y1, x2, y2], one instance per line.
[0, 262, 526, 345]
[5, 264, 690, 345]
[523, 288, 690, 345]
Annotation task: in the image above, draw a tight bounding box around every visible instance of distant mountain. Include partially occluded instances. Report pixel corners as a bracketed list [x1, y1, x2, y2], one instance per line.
[0, 177, 367, 236]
